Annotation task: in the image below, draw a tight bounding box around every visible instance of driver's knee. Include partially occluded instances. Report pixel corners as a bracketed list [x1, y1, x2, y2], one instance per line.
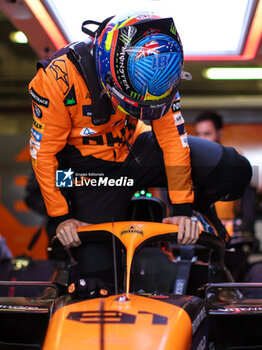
[199, 147, 252, 203]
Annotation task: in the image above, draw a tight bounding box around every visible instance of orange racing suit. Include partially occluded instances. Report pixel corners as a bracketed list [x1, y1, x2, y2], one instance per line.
[29, 43, 193, 220]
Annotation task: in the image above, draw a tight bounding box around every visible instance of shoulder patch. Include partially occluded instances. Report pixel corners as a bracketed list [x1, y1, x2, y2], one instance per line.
[49, 59, 69, 95]
[30, 87, 49, 108]
[64, 85, 77, 106]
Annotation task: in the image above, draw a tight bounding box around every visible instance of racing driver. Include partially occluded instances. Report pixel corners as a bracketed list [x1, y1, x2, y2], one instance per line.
[28, 12, 252, 257]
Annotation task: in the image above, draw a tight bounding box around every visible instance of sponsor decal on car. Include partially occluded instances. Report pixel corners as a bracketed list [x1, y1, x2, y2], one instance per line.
[120, 224, 144, 236]
[192, 307, 206, 335]
[197, 335, 206, 350]
[0, 305, 41, 311]
[29, 87, 49, 107]
[33, 103, 42, 119]
[32, 117, 45, 131]
[49, 59, 69, 95]
[216, 307, 262, 312]
[31, 127, 43, 142]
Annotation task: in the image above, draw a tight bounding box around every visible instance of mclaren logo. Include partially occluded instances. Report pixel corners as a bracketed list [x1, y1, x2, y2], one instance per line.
[120, 225, 144, 236]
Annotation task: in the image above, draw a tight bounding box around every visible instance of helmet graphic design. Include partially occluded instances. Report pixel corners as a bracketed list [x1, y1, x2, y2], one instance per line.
[128, 34, 182, 98]
[94, 12, 185, 120]
[134, 40, 160, 60]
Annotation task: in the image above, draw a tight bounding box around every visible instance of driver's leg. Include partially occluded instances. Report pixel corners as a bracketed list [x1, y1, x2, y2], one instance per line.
[127, 132, 252, 200]
[127, 132, 252, 241]
[188, 136, 252, 240]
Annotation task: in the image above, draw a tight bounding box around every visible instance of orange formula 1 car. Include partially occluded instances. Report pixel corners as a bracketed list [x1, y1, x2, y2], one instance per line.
[1, 221, 262, 350]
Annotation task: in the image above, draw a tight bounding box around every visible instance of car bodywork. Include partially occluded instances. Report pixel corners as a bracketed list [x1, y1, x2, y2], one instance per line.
[0, 221, 262, 350]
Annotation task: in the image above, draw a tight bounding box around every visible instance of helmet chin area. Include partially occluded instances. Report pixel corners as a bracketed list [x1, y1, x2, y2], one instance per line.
[113, 93, 173, 120]
[106, 78, 179, 120]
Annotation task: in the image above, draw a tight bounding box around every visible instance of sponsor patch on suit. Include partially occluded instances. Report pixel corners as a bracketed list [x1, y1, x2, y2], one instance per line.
[173, 112, 184, 125]
[172, 99, 181, 113]
[31, 127, 43, 142]
[32, 117, 45, 131]
[30, 87, 49, 107]
[30, 145, 38, 159]
[80, 127, 97, 136]
[180, 134, 189, 148]
[82, 105, 92, 116]
[33, 103, 43, 119]
[30, 138, 40, 150]
[177, 123, 186, 135]
[64, 85, 77, 106]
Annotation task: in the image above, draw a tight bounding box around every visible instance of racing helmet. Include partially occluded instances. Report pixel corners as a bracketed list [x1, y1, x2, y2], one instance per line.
[94, 12, 188, 120]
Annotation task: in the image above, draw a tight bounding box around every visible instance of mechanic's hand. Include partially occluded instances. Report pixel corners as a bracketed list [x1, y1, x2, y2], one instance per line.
[162, 216, 200, 245]
[56, 219, 90, 248]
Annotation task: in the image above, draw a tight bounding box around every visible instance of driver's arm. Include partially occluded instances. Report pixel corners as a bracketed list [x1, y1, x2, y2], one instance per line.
[152, 93, 199, 244]
[29, 66, 71, 218]
[56, 219, 89, 247]
[29, 60, 88, 247]
[163, 216, 199, 244]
